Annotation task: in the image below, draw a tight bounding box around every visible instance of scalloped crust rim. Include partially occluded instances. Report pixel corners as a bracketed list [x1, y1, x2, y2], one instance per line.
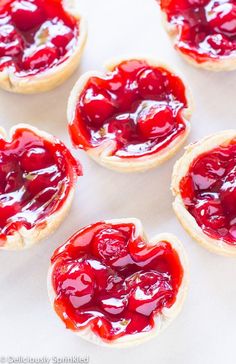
[0, 123, 78, 250]
[47, 217, 189, 348]
[0, 0, 87, 93]
[67, 56, 193, 173]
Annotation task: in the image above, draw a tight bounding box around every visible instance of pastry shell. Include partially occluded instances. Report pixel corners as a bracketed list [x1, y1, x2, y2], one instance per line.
[0, 123, 79, 250]
[47, 217, 189, 348]
[0, 0, 87, 94]
[67, 57, 193, 173]
[172, 130, 236, 256]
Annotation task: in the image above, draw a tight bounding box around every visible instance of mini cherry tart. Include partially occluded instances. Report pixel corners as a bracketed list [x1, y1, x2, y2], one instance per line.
[172, 130, 236, 256]
[68, 58, 192, 172]
[0, 124, 81, 250]
[48, 218, 188, 347]
[0, 0, 87, 93]
[160, 0, 236, 70]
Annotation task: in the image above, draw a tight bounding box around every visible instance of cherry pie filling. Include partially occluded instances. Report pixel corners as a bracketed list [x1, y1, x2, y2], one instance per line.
[69, 60, 189, 158]
[180, 140, 236, 244]
[0, 0, 79, 76]
[0, 127, 80, 242]
[51, 222, 183, 341]
[160, 0, 236, 62]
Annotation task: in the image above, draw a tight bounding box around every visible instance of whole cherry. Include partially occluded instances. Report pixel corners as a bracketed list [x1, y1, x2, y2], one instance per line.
[20, 147, 54, 172]
[138, 68, 166, 99]
[82, 88, 117, 128]
[191, 155, 225, 191]
[137, 102, 175, 140]
[54, 261, 95, 309]
[22, 45, 58, 71]
[127, 271, 173, 316]
[91, 227, 129, 264]
[193, 198, 227, 231]
[10, 0, 45, 31]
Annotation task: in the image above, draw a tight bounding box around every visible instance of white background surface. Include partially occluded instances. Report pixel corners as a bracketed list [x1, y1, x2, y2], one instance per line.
[1, 0, 236, 363]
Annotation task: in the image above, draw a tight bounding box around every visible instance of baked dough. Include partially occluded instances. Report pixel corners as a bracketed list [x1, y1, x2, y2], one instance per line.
[67, 57, 193, 173]
[0, 123, 79, 250]
[48, 217, 189, 347]
[0, 0, 87, 94]
[172, 130, 236, 256]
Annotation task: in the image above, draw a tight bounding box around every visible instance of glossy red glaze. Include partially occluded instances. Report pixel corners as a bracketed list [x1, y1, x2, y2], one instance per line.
[69, 60, 188, 158]
[0, 0, 79, 75]
[51, 221, 183, 342]
[0, 127, 80, 242]
[160, 0, 236, 63]
[180, 140, 236, 244]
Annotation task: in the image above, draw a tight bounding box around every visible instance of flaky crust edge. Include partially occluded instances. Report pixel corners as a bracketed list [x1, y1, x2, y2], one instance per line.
[0, 0, 87, 94]
[0, 123, 77, 251]
[172, 130, 236, 257]
[67, 56, 193, 173]
[161, 11, 236, 72]
[47, 217, 189, 348]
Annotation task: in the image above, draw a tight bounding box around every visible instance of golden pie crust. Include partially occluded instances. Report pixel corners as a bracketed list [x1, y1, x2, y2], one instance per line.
[172, 130, 236, 256]
[48, 217, 189, 347]
[67, 57, 193, 173]
[0, 0, 87, 94]
[0, 123, 78, 250]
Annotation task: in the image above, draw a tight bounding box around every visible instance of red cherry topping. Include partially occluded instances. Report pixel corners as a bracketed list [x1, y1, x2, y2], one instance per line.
[10, 0, 45, 31]
[137, 103, 175, 139]
[200, 34, 234, 56]
[206, 2, 236, 36]
[82, 87, 117, 127]
[127, 271, 173, 316]
[0, 24, 23, 57]
[220, 166, 236, 216]
[70, 60, 188, 158]
[20, 146, 54, 171]
[51, 221, 183, 341]
[22, 45, 58, 70]
[138, 68, 166, 99]
[192, 198, 227, 231]
[35, 20, 74, 55]
[91, 227, 129, 263]
[0, 0, 79, 75]
[54, 261, 95, 309]
[107, 117, 136, 143]
[180, 140, 236, 244]
[0, 127, 80, 242]
[160, 0, 236, 62]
